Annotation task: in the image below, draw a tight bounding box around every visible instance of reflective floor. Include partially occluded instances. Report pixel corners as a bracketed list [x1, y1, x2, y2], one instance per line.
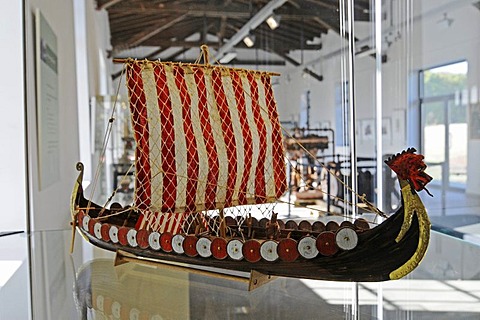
[421, 186, 480, 246]
[1, 229, 480, 319]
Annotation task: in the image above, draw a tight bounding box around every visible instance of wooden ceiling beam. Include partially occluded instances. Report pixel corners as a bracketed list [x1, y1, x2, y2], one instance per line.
[104, 2, 362, 21]
[312, 16, 359, 42]
[107, 3, 251, 18]
[278, 52, 323, 82]
[103, 0, 371, 57]
[127, 14, 188, 48]
[215, 0, 288, 59]
[97, 0, 124, 10]
[111, 14, 188, 54]
[250, 22, 323, 51]
[217, 16, 228, 42]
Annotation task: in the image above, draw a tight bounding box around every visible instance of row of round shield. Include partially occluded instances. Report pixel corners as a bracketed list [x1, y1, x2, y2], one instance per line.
[80, 212, 359, 263]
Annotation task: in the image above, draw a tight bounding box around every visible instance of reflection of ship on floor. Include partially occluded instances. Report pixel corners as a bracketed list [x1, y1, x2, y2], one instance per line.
[76, 259, 192, 319]
[75, 259, 378, 319]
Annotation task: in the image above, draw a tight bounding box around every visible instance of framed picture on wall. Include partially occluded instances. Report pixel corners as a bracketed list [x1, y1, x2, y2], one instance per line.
[382, 117, 392, 143]
[392, 109, 406, 142]
[35, 9, 60, 190]
[361, 119, 374, 141]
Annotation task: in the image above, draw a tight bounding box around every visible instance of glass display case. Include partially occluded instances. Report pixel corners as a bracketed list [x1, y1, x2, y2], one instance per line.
[96, 0, 480, 242]
[1, 229, 480, 319]
[2, 0, 480, 319]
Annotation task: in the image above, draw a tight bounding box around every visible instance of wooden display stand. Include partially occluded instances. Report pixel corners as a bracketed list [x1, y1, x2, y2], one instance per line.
[114, 250, 278, 291]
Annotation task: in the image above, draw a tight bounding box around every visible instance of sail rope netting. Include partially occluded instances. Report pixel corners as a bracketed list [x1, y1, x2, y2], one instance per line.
[96, 48, 389, 234]
[124, 58, 287, 234]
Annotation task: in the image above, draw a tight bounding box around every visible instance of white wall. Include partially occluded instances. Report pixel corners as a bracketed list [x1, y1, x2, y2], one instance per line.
[24, 0, 81, 231]
[274, 31, 349, 149]
[0, 2, 28, 231]
[22, 0, 114, 231]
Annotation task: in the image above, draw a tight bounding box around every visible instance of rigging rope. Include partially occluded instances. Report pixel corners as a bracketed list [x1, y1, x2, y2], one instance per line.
[87, 67, 126, 216]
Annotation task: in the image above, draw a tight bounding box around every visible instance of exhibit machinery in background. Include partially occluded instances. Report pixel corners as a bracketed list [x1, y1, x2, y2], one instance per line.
[70, 46, 433, 288]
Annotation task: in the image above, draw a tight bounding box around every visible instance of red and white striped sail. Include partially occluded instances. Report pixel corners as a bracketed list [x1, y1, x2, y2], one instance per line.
[125, 60, 287, 233]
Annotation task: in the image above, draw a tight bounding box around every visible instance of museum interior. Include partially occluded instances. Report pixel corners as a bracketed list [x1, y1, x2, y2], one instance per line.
[1, 0, 480, 319]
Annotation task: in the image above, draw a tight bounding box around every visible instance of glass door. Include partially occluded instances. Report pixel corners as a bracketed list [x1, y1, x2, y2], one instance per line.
[420, 62, 468, 189]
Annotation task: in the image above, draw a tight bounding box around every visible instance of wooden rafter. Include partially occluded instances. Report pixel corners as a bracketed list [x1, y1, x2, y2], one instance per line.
[98, 0, 371, 64]
[116, 14, 188, 52]
[97, 0, 124, 10]
[280, 53, 323, 82]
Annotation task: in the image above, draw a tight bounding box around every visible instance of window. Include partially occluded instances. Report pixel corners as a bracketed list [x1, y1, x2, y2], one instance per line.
[419, 61, 468, 188]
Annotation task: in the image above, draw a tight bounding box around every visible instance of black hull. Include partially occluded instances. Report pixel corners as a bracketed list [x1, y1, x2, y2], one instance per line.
[76, 204, 420, 282]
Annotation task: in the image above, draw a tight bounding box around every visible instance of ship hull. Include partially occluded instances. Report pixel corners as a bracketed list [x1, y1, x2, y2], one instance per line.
[75, 203, 420, 282]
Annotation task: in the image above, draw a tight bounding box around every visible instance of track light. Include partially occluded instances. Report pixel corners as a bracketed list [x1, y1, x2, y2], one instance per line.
[266, 14, 281, 30]
[243, 33, 256, 47]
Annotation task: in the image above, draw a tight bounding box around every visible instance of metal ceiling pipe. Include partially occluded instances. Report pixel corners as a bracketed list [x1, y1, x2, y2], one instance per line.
[214, 0, 288, 60]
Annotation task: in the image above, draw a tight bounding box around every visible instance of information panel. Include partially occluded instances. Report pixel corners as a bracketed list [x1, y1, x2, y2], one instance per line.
[36, 10, 60, 190]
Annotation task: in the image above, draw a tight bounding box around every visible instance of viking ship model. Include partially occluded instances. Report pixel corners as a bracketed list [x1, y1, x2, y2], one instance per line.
[71, 46, 433, 287]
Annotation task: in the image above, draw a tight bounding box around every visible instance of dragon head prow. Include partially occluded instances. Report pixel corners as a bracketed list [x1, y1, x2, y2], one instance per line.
[385, 148, 433, 196]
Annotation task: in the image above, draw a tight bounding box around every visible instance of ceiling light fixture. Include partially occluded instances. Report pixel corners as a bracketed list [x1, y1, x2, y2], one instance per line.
[243, 33, 256, 47]
[266, 14, 281, 30]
